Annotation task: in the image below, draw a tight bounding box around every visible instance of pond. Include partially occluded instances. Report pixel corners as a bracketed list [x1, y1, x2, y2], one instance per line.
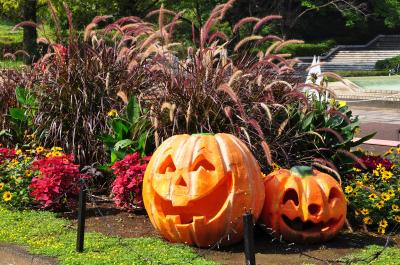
[347, 75, 400, 91]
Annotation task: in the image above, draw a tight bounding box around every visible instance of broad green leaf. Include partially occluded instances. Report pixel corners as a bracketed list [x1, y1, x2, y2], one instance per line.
[127, 96, 140, 123]
[111, 119, 129, 140]
[15, 87, 36, 107]
[114, 139, 135, 151]
[302, 113, 314, 130]
[9, 108, 26, 121]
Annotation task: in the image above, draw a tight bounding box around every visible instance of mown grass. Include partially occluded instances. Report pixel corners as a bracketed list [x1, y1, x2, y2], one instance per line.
[0, 206, 215, 265]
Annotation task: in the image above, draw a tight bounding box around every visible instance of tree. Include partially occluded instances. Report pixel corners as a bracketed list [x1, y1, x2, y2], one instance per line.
[22, 0, 38, 64]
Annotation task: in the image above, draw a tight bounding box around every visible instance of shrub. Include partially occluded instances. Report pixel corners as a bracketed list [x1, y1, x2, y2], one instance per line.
[280, 39, 336, 57]
[111, 152, 149, 211]
[333, 70, 389, 78]
[30, 150, 88, 210]
[16, 7, 161, 165]
[345, 147, 400, 234]
[375, 55, 400, 70]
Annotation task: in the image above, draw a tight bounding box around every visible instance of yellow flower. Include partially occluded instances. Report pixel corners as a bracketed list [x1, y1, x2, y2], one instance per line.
[381, 171, 393, 181]
[363, 217, 373, 225]
[107, 109, 118, 117]
[52, 147, 63, 151]
[376, 200, 385, 209]
[345, 186, 353, 193]
[369, 193, 378, 200]
[352, 167, 361, 172]
[36, 146, 44, 153]
[52, 151, 63, 157]
[381, 192, 391, 201]
[351, 191, 358, 196]
[15, 149, 22, 155]
[338, 100, 347, 108]
[379, 219, 388, 228]
[376, 163, 383, 171]
[2, 191, 12, 202]
[356, 180, 363, 186]
[395, 216, 400, 223]
[377, 227, 385, 235]
[372, 169, 380, 177]
[384, 148, 393, 155]
[392, 205, 400, 212]
[271, 162, 280, 171]
[388, 189, 395, 197]
[0, 183, 4, 190]
[361, 208, 369, 215]
[25, 170, 32, 177]
[363, 174, 369, 181]
[397, 146, 400, 154]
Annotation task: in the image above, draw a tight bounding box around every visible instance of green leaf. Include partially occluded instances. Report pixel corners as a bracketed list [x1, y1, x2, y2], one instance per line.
[301, 113, 314, 130]
[111, 150, 126, 163]
[111, 119, 129, 140]
[15, 87, 36, 107]
[114, 139, 135, 151]
[127, 96, 140, 123]
[9, 108, 26, 121]
[350, 132, 376, 147]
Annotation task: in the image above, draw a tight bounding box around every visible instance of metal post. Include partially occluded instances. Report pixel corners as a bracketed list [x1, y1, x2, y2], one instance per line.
[243, 213, 256, 265]
[76, 181, 86, 253]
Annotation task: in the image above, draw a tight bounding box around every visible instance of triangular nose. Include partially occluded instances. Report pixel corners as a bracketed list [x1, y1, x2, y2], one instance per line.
[176, 176, 187, 187]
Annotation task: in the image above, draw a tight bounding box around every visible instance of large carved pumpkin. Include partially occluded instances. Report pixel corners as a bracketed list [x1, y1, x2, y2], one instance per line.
[260, 166, 346, 243]
[143, 133, 265, 247]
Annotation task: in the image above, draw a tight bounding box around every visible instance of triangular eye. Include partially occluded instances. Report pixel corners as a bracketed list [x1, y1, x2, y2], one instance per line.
[328, 187, 341, 203]
[191, 156, 215, 171]
[158, 155, 176, 174]
[282, 189, 299, 206]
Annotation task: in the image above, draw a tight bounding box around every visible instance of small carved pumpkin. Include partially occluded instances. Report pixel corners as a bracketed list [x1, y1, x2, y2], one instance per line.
[143, 133, 265, 247]
[260, 166, 346, 243]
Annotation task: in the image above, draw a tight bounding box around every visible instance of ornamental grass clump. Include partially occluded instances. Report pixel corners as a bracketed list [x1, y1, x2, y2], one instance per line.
[111, 152, 150, 211]
[139, 1, 365, 175]
[345, 147, 400, 234]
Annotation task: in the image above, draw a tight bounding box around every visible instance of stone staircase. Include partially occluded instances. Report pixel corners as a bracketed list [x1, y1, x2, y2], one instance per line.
[297, 35, 400, 72]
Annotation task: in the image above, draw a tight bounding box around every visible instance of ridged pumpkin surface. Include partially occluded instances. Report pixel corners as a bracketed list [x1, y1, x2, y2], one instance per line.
[143, 133, 265, 247]
[260, 167, 347, 243]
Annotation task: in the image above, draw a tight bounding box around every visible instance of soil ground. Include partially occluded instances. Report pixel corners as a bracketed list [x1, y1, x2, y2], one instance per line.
[63, 200, 400, 265]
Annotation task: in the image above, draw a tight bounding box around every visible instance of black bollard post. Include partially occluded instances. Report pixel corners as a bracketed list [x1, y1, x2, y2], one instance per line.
[243, 213, 256, 265]
[76, 181, 86, 253]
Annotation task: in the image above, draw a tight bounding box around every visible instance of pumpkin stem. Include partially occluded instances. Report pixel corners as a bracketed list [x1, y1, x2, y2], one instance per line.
[192, 133, 214, 136]
[290, 166, 313, 178]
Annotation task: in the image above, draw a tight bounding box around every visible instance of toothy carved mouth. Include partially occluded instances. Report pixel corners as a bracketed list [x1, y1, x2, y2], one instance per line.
[154, 172, 233, 224]
[282, 214, 342, 232]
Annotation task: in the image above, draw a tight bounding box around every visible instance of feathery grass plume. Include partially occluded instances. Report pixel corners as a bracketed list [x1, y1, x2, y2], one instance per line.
[261, 141, 272, 166]
[336, 149, 366, 169]
[11, 21, 37, 32]
[316, 128, 344, 143]
[274, 39, 304, 53]
[234, 35, 263, 51]
[277, 118, 289, 137]
[46, 0, 62, 42]
[3, 53, 16, 60]
[252, 15, 282, 33]
[312, 161, 342, 184]
[233, 17, 260, 33]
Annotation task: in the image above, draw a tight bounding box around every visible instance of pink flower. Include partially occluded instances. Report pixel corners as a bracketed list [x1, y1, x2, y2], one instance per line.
[111, 153, 149, 212]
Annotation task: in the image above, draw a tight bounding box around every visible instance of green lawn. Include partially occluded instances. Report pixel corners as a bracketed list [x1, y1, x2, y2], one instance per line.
[0, 206, 215, 265]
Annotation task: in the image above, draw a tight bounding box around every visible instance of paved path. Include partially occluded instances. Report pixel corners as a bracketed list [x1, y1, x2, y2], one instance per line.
[350, 105, 400, 125]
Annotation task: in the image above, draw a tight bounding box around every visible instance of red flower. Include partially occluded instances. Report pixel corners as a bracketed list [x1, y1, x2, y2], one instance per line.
[111, 153, 150, 212]
[355, 154, 393, 172]
[29, 154, 89, 210]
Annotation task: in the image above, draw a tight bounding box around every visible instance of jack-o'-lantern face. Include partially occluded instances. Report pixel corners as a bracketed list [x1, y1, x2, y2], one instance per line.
[143, 133, 265, 247]
[260, 166, 346, 243]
